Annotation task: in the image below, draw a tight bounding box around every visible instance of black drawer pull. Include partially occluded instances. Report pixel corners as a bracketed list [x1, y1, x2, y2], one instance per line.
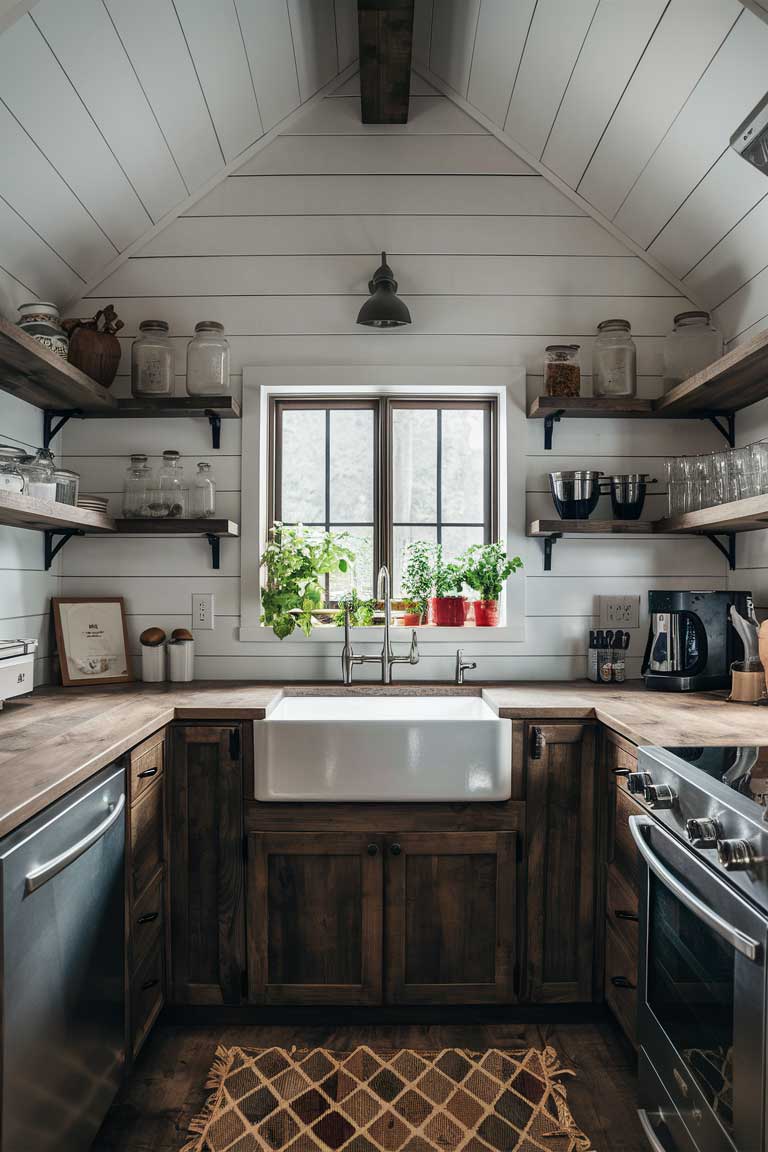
[610, 975, 636, 990]
[390, 842, 402, 856]
[137, 911, 159, 925]
[141, 978, 160, 991]
[137, 766, 158, 779]
[614, 909, 639, 922]
[366, 843, 378, 856]
[530, 726, 545, 760]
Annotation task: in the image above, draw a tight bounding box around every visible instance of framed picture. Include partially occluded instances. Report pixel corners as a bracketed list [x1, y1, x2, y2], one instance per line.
[52, 597, 132, 686]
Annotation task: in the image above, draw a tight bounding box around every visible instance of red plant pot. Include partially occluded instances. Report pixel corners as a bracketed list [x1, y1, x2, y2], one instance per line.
[401, 612, 422, 626]
[473, 600, 499, 627]
[429, 596, 465, 626]
[464, 601, 475, 623]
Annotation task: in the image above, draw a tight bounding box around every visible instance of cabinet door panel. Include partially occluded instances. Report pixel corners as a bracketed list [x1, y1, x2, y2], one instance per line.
[385, 832, 517, 1004]
[248, 833, 383, 1005]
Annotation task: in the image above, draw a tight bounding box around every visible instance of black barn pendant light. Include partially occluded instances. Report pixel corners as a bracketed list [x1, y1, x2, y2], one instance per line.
[356, 252, 411, 328]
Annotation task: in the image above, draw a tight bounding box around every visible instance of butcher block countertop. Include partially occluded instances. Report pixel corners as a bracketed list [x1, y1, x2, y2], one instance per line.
[0, 679, 766, 838]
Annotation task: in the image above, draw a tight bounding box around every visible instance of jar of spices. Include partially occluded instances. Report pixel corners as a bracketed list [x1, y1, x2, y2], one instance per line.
[17, 302, 68, 360]
[123, 454, 152, 516]
[191, 461, 216, 517]
[593, 319, 636, 397]
[152, 449, 186, 518]
[54, 468, 80, 505]
[186, 321, 230, 396]
[22, 448, 57, 501]
[544, 345, 581, 396]
[663, 310, 723, 392]
[0, 445, 27, 493]
[131, 320, 173, 397]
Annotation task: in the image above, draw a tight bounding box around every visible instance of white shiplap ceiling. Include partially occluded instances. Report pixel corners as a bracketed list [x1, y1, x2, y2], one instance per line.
[0, 0, 766, 344]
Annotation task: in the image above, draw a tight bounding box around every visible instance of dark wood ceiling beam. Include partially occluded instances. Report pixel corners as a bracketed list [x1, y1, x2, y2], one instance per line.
[357, 0, 415, 124]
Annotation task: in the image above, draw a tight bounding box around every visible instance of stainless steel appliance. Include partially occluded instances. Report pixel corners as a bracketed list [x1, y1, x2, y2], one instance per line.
[548, 469, 603, 519]
[604, 473, 657, 520]
[642, 590, 753, 691]
[630, 744, 768, 1152]
[0, 763, 126, 1152]
[0, 638, 37, 707]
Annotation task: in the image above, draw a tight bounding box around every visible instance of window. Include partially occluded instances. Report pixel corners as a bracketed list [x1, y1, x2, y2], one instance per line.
[270, 397, 496, 601]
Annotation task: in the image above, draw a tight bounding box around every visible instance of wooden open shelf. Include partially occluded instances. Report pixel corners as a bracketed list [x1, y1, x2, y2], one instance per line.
[656, 494, 768, 534]
[114, 518, 239, 537]
[529, 396, 655, 419]
[112, 396, 240, 419]
[529, 518, 655, 536]
[0, 490, 115, 533]
[0, 316, 116, 412]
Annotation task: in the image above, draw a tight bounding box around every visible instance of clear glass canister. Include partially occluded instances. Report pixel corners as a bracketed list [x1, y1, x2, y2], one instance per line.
[123, 453, 153, 516]
[151, 449, 186, 518]
[23, 448, 57, 501]
[186, 321, 230, 396]
[54, 468, 80, 505]
[191, 461, 216, 517]
[663, 310, 723, 392]
[131, 320, 173, 397]
[0, 444, 27, 493]
[544, 345, 581, 396]
[593, 319, 637, 397]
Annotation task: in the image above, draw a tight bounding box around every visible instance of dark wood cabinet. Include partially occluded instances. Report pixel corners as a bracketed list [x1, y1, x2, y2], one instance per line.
[169, 724, 245, 1005]
[247, 832, 383, 1004]
[524, 722, 597, 1003]
[385, 831, 517, 1004]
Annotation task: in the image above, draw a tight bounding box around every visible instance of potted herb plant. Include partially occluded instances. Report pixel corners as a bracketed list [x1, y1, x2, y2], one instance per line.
[400, 539, 432, 624]
[260, 522, 354, 638]
[463, 541, 523, 626]
[333, 589, 376, 627]
[429, 543, 466, 627]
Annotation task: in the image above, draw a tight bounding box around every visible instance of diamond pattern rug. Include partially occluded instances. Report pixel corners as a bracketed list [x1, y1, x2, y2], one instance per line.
[181, 1046, 593, 1152]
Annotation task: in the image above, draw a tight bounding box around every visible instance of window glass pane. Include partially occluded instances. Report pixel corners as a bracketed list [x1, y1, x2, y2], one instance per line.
[281, 409, 325, 523]
[330, 408, 374, 522]
[442, 408, 486, 523]
[393, 408, 437, 522]
[329, 526, 374, 600]
[393, 525, 437, 598]
[442, 525, 485, 569]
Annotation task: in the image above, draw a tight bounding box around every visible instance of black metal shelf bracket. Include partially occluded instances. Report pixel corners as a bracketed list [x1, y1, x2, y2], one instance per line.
[543, 533, 561, 571]
[704, 531, 736, 570]
[207, 533, 221, 569]
[43, 409, 84, 449]
[205, 410, 222, 450]
[704, 413, 735, 448]
[543, 411, 563, 451]
[44, 528, 83, 570]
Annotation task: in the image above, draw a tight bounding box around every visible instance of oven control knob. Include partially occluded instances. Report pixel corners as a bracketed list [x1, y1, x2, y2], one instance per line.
[644, 783, 676, 809]
[717, 839, 754, 871]
[685, 818, 720, 848]
[626, 771, 652, 795]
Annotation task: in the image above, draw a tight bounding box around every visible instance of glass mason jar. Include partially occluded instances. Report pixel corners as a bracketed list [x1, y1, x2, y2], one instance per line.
[23, 448, 57, 501]
[131, 320, 173, 397]
[151, 449, 186, 518]
[544, 344, 581, 396]
[54, 468, 80, 505]
[663, 310, 723, 393]
[593, 319, 637, 397]
[186, 321, 230, 396]
[123, 454, 153, 516]
[191, 461, 216, 517]
[17, 302, 68, 360]
[0, 445, 27, 493]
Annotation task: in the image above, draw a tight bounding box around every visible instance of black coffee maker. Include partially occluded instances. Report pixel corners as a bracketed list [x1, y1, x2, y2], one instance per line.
[642, 590, 753, 691]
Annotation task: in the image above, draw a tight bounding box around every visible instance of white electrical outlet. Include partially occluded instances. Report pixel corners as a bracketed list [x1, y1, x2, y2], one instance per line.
[192, 593, 214, 630]
[598, 595, 640, 629]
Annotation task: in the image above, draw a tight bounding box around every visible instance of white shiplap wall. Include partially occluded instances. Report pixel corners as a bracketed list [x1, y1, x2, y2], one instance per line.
[55, 80, 729, 681]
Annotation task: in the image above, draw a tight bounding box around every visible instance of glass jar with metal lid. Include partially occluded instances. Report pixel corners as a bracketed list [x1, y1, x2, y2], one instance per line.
[186, 321, 230, 395]
[593, 319, 636, 397]
[54, 468, 80, 506]
[0, 445, 27, 494]
[22, 448, 57, 501]
[131, 320, 173, 397]
[544, 344, 581, 396]
[663, 310, 723, 393]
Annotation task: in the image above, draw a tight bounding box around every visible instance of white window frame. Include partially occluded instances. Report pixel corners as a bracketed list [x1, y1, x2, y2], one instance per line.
[239, 365, 527, 645]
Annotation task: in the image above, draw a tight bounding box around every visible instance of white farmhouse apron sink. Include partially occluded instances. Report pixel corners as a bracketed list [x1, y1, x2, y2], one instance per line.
[253, 694, 511, 802]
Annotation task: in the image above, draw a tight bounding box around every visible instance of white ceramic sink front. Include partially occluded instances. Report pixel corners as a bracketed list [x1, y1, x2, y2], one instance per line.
[253, 694, 511, 801]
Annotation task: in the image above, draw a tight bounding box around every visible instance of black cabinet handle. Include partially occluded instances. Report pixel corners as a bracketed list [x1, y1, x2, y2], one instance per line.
[614, 909, 639, 922]
[141, 978, 160, 991]
[530, 726, 545, 760]
[610, 975, 636, 989]
[137, 766, 158, 779]
[390, 843, 402, 856]
[366, 843, 378, 857]
[137, 911, 159, 925]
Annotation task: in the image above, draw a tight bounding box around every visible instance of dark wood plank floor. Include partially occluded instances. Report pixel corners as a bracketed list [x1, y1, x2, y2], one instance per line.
[93, 1014, 643, 1152]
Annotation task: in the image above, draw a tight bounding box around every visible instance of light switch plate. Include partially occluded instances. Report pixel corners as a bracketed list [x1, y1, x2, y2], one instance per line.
[598, 595, 640, 629]
[192, 593, 214, 630]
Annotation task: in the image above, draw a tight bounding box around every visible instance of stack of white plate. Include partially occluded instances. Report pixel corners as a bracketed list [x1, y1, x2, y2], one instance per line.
[77, 495, 109, 513]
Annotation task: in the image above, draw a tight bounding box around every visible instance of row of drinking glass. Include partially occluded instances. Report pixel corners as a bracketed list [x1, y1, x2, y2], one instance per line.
[666, 442, 768, 516]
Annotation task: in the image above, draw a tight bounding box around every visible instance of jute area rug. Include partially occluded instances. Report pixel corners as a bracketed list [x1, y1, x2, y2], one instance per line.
[182, 1046, 593, 1152]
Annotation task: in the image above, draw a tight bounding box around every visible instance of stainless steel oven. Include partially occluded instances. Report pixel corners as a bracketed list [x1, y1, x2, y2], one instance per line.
[631, 813, 768, 1152]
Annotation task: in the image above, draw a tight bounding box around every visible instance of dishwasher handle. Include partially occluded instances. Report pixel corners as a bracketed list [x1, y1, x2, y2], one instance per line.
[24, 793, 125, 894]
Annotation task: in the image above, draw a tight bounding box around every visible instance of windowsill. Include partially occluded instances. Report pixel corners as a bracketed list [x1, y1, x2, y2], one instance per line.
[238, 622, 525, 643]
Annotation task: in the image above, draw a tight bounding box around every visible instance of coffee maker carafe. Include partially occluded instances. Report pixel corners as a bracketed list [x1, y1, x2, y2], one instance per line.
[642, 590, 753, 691]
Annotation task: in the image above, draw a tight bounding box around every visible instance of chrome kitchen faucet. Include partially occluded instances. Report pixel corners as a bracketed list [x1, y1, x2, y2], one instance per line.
[341, 565, 419, 684]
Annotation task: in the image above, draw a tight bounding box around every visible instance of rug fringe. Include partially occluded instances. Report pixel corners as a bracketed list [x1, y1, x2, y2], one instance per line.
[180, 1045, 236, 1152]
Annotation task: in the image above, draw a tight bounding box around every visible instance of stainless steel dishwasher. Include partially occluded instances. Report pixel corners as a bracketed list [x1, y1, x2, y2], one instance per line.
[0, 762, 126, 1152]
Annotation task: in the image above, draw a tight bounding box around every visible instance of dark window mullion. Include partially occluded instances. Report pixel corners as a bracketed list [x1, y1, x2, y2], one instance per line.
[324, 408, 331, 603]
[436, 407, 443, 547]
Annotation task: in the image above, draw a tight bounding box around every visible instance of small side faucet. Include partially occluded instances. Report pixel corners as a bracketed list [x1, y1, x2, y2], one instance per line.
[341, 565, 419, 684]
[455, 649, 477, 685]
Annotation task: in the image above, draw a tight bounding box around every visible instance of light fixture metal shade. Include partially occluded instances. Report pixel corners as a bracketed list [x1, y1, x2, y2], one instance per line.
[357, 251, 411, 328]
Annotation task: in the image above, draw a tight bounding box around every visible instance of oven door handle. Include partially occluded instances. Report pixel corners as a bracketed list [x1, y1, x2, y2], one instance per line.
[637, 1109, 670, 1152]
[629, 815, 762, 963]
